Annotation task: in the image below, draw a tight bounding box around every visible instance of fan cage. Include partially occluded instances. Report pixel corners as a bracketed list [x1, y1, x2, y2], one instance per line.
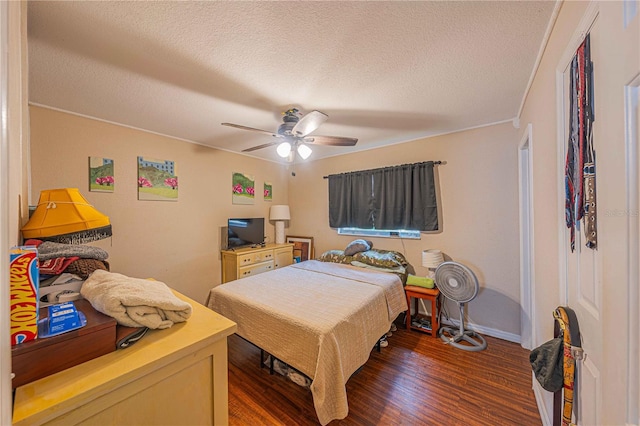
[434, 261, 478, 303]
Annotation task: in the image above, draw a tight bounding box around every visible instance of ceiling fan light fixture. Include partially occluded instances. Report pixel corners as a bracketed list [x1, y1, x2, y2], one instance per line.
[297, 143, 312, 160]
[276, 142, 292, 158]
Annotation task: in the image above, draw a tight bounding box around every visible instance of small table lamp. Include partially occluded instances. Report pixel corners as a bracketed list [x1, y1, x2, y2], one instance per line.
[422, 249, 444, 278]
[270, 205, 290, 244]
[21, 188, 112, 244]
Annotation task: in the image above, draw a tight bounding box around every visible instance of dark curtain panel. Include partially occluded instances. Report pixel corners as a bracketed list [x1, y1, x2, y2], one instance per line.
[373, 161, 438, 231]
[328, 171, 373, 228]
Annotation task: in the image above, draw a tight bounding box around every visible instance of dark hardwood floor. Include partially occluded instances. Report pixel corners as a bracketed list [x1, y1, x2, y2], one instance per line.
[227, 320, 542, 426]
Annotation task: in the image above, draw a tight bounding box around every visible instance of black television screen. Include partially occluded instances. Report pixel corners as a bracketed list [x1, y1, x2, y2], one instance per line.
[227, 218, 265, 249]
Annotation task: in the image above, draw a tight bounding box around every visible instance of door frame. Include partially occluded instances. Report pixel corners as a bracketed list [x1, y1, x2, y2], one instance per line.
[624, 74, 640, 426]
[0, 1, 12, 423]
[518, 123, 535, 350]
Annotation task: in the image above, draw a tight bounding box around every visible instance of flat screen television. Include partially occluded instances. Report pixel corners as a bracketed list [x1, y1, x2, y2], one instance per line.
[227, 217, 265, 249]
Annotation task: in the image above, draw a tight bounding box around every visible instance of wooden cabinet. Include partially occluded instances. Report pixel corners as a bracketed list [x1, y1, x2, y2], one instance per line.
[12, 291, 237, 426]
[11, 299, 117, 389]
[221, 243, 293, 283]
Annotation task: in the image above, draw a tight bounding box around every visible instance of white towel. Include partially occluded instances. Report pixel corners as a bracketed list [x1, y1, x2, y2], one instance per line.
[81, 270, 192, 329]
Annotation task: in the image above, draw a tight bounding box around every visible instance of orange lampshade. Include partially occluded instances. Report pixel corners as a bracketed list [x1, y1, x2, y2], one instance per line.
[21, 188, 112, 244]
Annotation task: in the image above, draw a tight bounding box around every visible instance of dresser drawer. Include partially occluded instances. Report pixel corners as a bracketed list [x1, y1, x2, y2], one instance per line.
[221, 244, 293, 283]
[238, 260, 274, 278]
[237, 250, 274, 266]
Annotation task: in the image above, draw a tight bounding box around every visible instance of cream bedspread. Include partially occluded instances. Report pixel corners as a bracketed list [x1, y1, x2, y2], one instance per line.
[206, 260, 407, 425]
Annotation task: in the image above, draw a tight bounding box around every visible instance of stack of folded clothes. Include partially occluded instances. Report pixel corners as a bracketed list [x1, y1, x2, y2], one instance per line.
[25, 239, 110, 307]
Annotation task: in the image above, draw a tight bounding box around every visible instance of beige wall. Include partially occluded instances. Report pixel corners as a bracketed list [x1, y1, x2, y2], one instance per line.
[28, 106, 289, 303]
[289, 122, 522, 338]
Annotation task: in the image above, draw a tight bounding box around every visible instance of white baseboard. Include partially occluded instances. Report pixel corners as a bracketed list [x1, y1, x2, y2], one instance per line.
[532, 378, 553, 426]
[413, 299, 522, 343]
[439, 317, 522, 344]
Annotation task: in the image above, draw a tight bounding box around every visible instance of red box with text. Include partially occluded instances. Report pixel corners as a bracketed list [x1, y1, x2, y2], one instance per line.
[10, 246, 39, 345]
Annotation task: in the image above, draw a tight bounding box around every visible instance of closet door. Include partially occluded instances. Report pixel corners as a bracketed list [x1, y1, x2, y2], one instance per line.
[557, 5, 601, 425]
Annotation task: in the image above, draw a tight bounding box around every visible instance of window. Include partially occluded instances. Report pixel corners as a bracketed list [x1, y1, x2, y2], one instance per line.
[337, 227, 421, 239]
[328, 161, 439, 234]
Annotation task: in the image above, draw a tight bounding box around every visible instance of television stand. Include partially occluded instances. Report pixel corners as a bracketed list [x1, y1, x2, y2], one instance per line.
[220, 243, 294, 283]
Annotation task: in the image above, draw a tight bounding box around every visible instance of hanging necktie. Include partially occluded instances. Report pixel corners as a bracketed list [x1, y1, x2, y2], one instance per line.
[565, 35, 595, 252]
[565, 54, 579, 252]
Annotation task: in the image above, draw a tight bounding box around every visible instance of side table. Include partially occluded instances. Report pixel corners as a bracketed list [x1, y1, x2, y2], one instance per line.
[405, 285, 440, 337]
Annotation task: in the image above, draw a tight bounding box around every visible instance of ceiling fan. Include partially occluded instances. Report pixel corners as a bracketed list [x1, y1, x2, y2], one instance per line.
[222, 108, 358, 161]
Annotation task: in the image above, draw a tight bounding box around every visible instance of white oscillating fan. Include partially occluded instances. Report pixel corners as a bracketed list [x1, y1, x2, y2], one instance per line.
[435, 261, 487, 351]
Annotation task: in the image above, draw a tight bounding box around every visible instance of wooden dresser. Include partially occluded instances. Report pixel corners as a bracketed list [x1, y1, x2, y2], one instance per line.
[12, 291, 237, 426]
[221, 243, 294, 283]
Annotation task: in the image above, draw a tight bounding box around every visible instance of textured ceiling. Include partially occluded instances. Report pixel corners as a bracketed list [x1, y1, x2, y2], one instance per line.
[27, 1, 556, 163]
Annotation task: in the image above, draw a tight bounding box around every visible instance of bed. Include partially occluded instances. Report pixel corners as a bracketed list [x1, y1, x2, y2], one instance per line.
[206, 252, 408, 425]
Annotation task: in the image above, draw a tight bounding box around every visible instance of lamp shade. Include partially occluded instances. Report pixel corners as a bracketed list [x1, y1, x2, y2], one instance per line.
[270, 205, 291, 221]
[297, 143, 312, 160]
[21, 188, 112, 244]
[276, 142, 292, 158]
[422, 249, 444, 269]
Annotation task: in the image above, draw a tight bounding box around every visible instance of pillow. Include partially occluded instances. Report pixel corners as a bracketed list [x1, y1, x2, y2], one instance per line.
[344, 239, 373, 256]
[353, 249, 408, 269]
[318, 250, 356, 264]
[350, 260, 408, 285]
[351, 260, 405, 273]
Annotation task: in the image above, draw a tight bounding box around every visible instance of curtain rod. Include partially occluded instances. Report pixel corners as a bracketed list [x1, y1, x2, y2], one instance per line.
[322, 161, 443, 179]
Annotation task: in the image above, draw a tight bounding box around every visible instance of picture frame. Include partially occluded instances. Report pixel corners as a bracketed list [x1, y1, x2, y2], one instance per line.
[232, 172, 255, 205]
[137, 156, 178, 201]
[286, 236, 314, 262]
[89, 157, 114, 193]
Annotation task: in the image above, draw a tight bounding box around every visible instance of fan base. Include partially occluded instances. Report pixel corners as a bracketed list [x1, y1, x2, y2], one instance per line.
[438, 326, 487, 352]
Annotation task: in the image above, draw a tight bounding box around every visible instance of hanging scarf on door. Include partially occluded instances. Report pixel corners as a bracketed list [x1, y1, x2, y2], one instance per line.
[565, 51, 580, 252]
[565, 34, 596, 252]
[553, 306, 583, 426]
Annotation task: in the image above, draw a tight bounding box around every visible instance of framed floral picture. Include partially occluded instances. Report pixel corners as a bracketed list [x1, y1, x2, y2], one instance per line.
[89, 157, 114, 192]
[264, 181, 273, 201]
[232, 172, 255, 205]
[137, 156, 178, 201]
[286, 236, 314, 262]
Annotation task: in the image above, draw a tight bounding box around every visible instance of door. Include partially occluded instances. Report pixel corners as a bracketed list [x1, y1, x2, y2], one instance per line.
[556, 5, 601, 424]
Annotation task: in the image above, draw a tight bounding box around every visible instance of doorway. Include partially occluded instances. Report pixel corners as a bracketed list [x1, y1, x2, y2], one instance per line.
[518, 123, 534, 350]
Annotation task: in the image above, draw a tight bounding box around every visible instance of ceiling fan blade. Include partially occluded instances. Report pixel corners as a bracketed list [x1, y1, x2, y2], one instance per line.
[242, 142, 280, 152]
[292, 110, 328, 137]
[303, 135, 358, 146]
[222, 122, 279, 138]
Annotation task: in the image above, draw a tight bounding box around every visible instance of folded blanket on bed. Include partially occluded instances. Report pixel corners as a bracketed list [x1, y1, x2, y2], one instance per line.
[81, 270, 192, 329]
